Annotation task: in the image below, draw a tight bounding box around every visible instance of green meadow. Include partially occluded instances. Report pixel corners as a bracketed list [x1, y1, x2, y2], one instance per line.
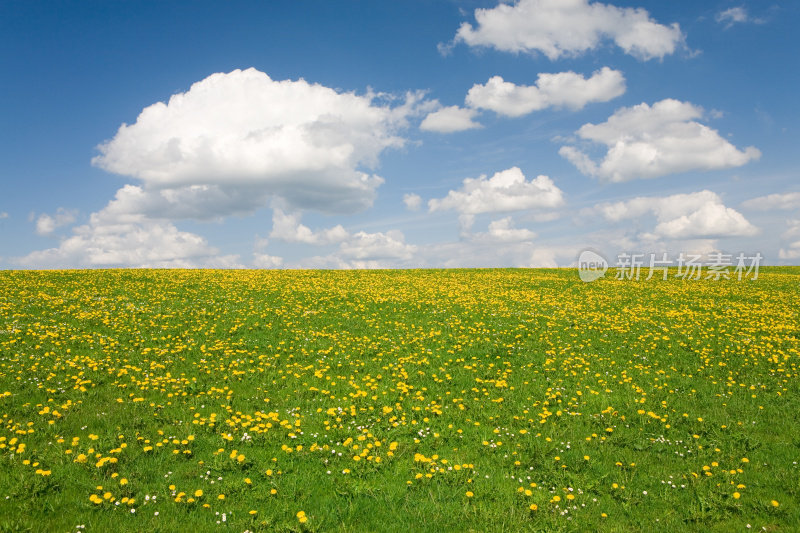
[0, 268, 798, 531]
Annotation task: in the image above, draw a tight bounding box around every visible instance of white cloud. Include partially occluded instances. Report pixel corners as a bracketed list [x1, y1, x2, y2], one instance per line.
[716, 7, 763, 27]
[420, 105, 482, 132]
[782, 219, 800, 241]
[269, 209, 349, 245]
[742, 192, 800, 211]
[339, 230, 417, 262]
[593, 190, 758, 239]
[35, 208, 77, 236]
[466, 67, 625, 117]
[298, 229, 418, 269]
[0, 212, 8, 219]
[403, 193, 422, 211]
[428, 167, 565, 215]
[453, 0, 684, 60]
[458, 214, 476, 236]
[97, 183, 272, 222]
[559, 99, 761, 182]
[478, 217, 537, 242]
[18, 217, 228, 268]
[252, 253, 284, 268]
[717, 7, 748, 25]
[254, 235, 270, 251]
[778, 219, 800, 260]
[267, 210, 417, 268]
[414, 239, 579, 268]
[92, 68, 423, 215]
[16, 188, 243, 268]
[779, 246, 800, 260]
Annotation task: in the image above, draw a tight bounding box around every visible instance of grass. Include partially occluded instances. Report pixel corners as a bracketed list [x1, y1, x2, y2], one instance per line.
[0, 267, 798, 531]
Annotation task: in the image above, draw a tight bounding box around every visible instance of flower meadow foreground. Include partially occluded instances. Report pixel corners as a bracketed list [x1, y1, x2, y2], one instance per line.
[0, 268, 798, 531]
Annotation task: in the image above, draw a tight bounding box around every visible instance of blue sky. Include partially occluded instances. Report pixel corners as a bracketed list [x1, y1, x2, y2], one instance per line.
[1, 0, 798, 269]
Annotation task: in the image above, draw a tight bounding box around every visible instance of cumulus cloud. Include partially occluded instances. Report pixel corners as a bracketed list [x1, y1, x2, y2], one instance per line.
[559, 99, 761, 182]
[339, 230, 417, 262]
[428, 166, 564, 215]
[413, 239, 579, 268]
[252, 253, 284, 268]
[779, 220, 800, 260]
[466, 67, 625, 117]
[266, 209, 417, 268]
[420, 105, 482, 132]
[452, 0, 684, 60]
[35, 208, 78, 236]
[92, 68, 422, 215]
[94, 184, 271, 222]
[269, 209, 349, 245]
[16, 189, 244, 268]
[592, 190, 758, 239]
[297, 229, 418, 269]
[779, 246, 800, 260]
[742, 192, 800, 211]
[403, 193, 422, 211]
[17, 218, 232, 268]
[477, 217, 537, 242]
[19, 68, 433, 268]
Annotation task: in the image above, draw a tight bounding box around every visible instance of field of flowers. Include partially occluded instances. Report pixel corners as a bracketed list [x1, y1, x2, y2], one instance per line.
[0, 268, 798, 531]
